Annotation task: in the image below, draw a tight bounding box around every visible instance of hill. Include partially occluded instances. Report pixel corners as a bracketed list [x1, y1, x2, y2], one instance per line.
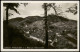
[3, 15, 77, 49]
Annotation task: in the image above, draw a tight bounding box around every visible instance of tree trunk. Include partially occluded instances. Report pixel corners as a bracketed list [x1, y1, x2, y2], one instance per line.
[6, 5, 10, 46]
[6, 6, 9, 24]
[44, 3, 48, 49]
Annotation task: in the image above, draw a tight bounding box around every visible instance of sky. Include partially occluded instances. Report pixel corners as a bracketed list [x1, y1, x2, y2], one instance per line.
[3, 3, 78, 20]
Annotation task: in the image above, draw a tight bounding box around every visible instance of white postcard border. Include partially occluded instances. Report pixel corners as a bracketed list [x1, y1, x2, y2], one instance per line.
[1, 1, 79, 51]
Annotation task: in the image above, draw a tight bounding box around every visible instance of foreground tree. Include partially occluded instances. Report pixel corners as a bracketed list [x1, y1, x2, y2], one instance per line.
[47, 3, 64, 16]
[3, 3, 28, 24]
[3, 3, 20, 24]
[47, 3, 58, 15]
[42, 3, 48, 48]
[3, 3, 28, 47]
[42, 3, 63, 48]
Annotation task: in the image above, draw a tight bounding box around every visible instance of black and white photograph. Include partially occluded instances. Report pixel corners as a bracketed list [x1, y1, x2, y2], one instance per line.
[1, 1, 79, 51]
